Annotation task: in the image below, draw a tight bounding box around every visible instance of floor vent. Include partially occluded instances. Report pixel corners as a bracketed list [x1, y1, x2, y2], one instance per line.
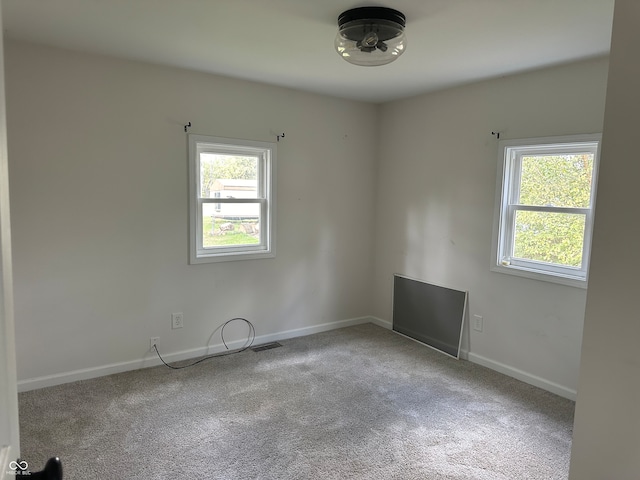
[250, 342, 282, 352]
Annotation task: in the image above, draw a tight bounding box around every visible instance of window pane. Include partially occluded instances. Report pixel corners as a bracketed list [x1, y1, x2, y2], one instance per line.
[202, 203, 260, 248]
[199, 153, 258, 199]
[513, 211, 585, 267]
[518, 154, 593, 208]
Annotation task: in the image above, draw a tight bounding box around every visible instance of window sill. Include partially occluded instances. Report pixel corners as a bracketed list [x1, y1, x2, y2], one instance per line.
[190, 249, 275, 264]
[490, 263, 588, 289]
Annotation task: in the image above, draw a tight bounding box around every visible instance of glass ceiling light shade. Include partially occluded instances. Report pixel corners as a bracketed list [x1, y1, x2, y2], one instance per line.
[335, 7, 406, 66]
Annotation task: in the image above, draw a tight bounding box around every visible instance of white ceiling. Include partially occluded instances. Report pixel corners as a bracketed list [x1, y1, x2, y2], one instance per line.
[1, 0, 615, 103]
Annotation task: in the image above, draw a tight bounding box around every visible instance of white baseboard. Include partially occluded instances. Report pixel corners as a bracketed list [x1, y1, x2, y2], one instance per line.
[17, 316, 377, 392]
[17, 316, 577, 402]
[468, 352, 577, 401]
[368, 316, 392, 330]
[372, 316, 571, 399]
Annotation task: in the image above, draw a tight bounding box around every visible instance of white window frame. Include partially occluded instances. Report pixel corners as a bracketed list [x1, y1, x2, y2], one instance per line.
[491, 134, 601, 288]
[188, 134, 276, 264]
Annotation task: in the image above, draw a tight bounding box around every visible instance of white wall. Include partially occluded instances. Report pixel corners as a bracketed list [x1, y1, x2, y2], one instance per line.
[0, 7, 21, 467]
[5, 39, 613, 401]
[374, 57, 609, 398]
[569, 0, 640, 477]
[5, 41, 378, 386]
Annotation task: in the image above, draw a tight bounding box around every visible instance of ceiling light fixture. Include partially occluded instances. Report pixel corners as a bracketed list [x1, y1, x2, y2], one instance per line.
[335, 7, 407, 66]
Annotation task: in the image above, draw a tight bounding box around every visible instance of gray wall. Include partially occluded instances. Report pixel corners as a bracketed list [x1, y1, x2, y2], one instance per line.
[6, 41, 378, 386]
[570, 0, 640, 477]
[6, 40, 612, 402]
[374, 57, 609, 398]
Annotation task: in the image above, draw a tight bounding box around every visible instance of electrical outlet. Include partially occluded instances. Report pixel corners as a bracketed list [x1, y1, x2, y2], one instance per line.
[172, 313, 184, 329]
[150, 337, 160, 349]
[473, 315, 483, 332]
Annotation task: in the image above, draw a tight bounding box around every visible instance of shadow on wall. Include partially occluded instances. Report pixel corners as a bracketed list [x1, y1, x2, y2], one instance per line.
[277, 226, 338, 331]
[401, 200, 455, 284]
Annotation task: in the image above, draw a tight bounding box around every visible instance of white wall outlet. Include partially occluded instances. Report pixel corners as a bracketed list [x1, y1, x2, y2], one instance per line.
[171, 312, 184, 329]
[150, 337, 159, 349]
[473, 315, 483, 332]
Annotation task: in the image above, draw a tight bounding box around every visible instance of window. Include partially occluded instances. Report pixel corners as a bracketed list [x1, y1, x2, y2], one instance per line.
[188, 135, 276, 263]
[492, 134, 601, 287]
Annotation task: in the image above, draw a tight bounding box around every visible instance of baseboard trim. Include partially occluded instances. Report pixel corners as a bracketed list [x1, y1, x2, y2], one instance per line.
[17, 316, 377, 392]
[468, 352, 577, 401]
[17, 316, 577, 401]
[373, 318, 575, 400]
[368, 316, 392, 330]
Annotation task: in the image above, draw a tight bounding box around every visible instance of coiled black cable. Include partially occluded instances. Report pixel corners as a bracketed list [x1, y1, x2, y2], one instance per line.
[154, 317, 255, 370]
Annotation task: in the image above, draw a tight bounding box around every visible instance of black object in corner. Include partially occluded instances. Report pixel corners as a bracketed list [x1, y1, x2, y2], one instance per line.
[28, 457, 63, 479]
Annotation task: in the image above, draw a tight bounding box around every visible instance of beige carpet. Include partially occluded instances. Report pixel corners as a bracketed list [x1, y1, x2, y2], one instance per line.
[19, 323, 574, 479]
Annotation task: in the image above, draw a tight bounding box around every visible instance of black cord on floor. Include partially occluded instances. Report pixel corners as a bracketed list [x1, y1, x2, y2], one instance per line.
[154, 317, 256, 370]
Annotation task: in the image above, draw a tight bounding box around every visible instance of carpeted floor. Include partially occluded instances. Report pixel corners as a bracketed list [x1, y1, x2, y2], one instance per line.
[19, 323, 575, 479]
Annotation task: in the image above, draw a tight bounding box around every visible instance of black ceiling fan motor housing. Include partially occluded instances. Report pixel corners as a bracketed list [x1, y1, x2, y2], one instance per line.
[337, 7, 406, 43]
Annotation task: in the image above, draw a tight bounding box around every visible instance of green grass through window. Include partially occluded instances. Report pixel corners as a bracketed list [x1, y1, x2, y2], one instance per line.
[203, 216, 260, 248]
